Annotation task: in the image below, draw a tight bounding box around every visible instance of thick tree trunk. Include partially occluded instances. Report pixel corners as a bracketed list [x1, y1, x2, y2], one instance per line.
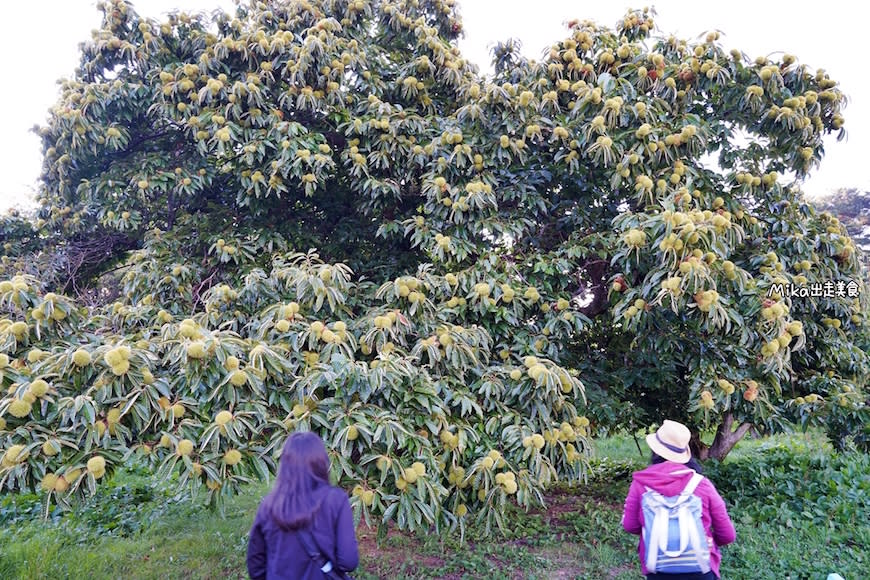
[693, 412, 753, 462]
[576, 259, 610, 318]
[690, 431, 710, 461]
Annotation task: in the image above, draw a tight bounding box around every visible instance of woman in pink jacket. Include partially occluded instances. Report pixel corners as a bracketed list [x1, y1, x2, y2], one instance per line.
[622, 420, 736, 579]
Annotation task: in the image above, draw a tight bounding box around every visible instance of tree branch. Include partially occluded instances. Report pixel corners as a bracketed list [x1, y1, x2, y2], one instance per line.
[576, 258, 610, 318]
[191, 268, 220, 313]
[707, 412, 754, 460]
[733, 421, 753, 441]
[97, 128, 179, 174]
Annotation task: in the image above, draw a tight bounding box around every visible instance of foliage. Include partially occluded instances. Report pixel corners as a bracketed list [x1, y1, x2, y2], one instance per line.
[0, 491, 51, 527]
[0, 212, 40, 260]
[706, 439, 870, 528]
[813, 187, 870, 253]
[707, 439, 869, 578]
[812, 187, 870, 299]
[585, 456, 642, 483]
[783, 378, 870, 452]
[0, 0, 868, 538]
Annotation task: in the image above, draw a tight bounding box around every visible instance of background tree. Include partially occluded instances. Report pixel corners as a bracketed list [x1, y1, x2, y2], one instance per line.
[803, 187, 870, 450]
[1, 0, 867, 537]
[814, 188, 870, 261]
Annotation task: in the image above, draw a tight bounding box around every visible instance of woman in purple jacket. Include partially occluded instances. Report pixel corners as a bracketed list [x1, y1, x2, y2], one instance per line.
[622, 420, 736, 580]
[247, 432, 359, 580]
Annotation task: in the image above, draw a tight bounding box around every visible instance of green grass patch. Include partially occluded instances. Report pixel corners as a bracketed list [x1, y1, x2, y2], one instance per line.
[1, 431, 866, 579]
[590, 431, 647, 462]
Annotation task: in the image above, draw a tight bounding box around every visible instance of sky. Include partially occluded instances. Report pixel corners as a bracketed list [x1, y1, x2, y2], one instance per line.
[1, 0, 868, 213]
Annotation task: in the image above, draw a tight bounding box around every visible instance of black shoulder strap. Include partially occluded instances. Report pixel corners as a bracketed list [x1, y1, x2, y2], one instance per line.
[298, 529, 349, 580]
[297, 527, 328, 565]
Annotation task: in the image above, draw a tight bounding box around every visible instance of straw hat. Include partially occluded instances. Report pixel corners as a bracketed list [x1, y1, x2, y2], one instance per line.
[646, 420, 692, 463]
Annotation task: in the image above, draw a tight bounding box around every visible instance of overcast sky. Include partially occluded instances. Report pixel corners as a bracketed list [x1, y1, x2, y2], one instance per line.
[1, 0, 867, 212]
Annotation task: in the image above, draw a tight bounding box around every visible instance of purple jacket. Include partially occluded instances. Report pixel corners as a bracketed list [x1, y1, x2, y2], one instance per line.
[622, 461, 736, 578]
[247, 485, 359, 580]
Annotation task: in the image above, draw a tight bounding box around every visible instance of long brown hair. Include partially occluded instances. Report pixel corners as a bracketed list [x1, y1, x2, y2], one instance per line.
[262, 431, 331, 529]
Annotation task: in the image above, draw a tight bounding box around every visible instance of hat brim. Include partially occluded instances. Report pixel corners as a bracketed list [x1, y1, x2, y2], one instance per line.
[646, 432, 691, 464]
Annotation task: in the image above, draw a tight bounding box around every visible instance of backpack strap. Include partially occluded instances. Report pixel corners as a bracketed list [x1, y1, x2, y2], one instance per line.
[682, 472, 704, 496]
[682, 503, 709, 571]
[679, 472, 711, 572]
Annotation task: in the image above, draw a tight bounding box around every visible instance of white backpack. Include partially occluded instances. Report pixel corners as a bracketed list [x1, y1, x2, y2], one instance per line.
[640, 469, 712, 574]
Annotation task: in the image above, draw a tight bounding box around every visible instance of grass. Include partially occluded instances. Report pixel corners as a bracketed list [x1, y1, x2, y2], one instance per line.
[589, 431, 647, 462]
[0, 475, 269, 580]
[1, 430, 867, 579]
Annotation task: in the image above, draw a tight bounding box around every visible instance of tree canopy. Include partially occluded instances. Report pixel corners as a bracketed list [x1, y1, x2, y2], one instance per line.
[1, 0, 867, 536]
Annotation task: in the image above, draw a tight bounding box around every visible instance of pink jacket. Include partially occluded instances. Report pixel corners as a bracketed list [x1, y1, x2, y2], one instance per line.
[621, 461, 736, 578]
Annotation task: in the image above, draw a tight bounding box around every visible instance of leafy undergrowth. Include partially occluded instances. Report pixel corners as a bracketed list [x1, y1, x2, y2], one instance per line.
[706, 439, 869, 579]
[0, 435, 867, 579]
